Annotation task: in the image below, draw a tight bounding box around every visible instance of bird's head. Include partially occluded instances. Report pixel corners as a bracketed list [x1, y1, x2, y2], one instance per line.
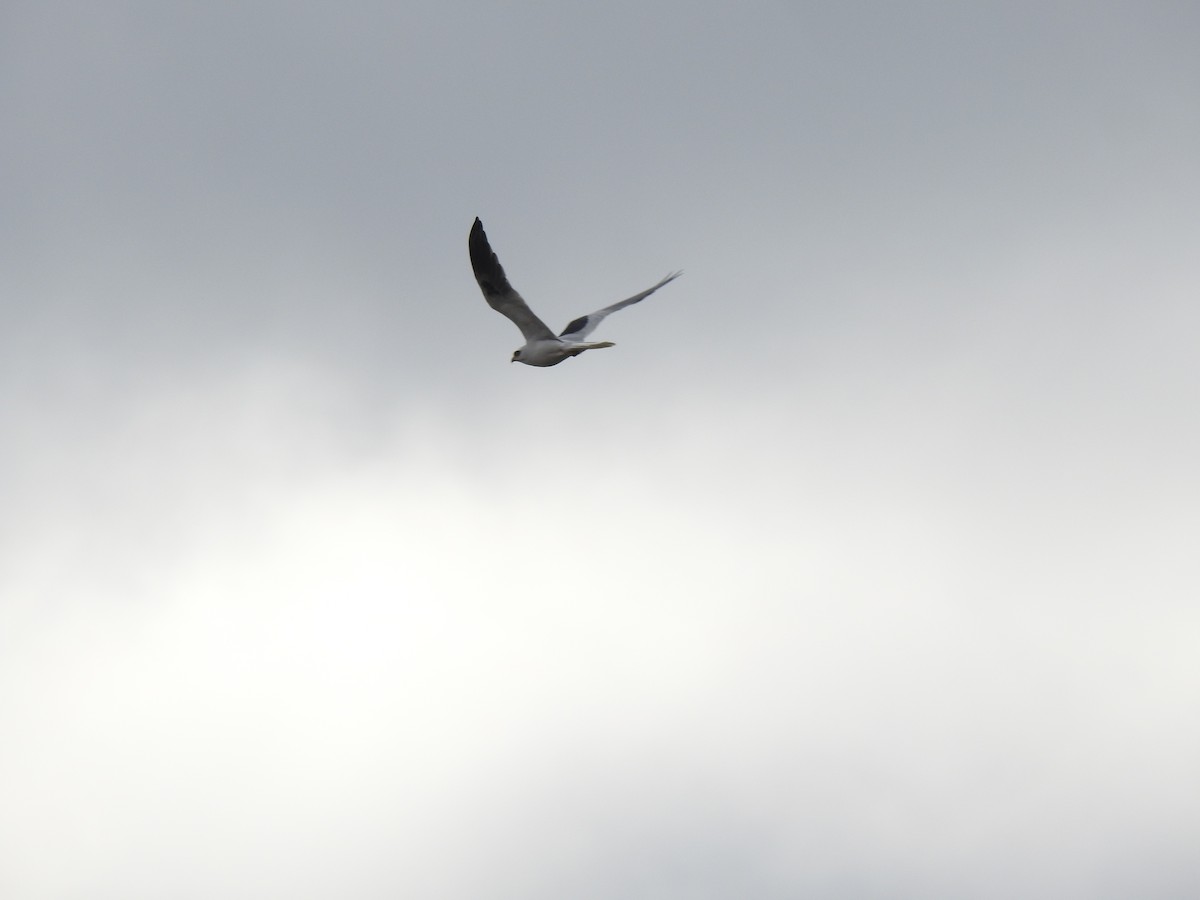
[511, 349, 521, 364]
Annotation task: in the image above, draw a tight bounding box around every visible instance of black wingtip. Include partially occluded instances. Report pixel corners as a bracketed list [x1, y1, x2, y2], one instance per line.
[469, 218, 491, 263]
[469, 217, 510, 295]
[469, 218, 487, 253]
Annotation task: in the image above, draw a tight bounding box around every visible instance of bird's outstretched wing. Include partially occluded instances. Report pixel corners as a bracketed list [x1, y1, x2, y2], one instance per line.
[559, 271, 683, 340]
[469, 218, 557, 343]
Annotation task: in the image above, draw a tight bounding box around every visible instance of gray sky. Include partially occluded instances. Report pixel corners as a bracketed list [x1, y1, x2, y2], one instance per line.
[3, 2, 1199, 897]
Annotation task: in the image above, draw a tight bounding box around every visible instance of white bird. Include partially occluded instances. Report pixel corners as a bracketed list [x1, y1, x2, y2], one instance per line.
[469, 217, 681, 367]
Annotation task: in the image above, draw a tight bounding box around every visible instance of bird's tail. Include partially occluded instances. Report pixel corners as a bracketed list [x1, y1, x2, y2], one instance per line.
[564, 340, 615, 359]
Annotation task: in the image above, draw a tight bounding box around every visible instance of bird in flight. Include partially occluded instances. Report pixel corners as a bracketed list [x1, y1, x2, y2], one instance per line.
[469, 217, 681, 367]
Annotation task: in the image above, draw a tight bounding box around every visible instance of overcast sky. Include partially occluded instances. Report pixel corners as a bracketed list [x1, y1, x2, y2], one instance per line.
[2, 2, 1199, 898]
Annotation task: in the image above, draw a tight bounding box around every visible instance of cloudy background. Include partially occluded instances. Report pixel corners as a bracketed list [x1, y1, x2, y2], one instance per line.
[3, 2, 1199, 897]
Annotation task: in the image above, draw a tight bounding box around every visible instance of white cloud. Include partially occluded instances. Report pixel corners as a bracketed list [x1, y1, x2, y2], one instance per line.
[2, 351, 1198, 897]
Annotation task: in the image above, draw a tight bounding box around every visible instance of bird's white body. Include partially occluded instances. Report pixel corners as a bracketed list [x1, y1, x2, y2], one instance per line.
[469, 218, 680, 367]
[512, 338, 615, 367]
